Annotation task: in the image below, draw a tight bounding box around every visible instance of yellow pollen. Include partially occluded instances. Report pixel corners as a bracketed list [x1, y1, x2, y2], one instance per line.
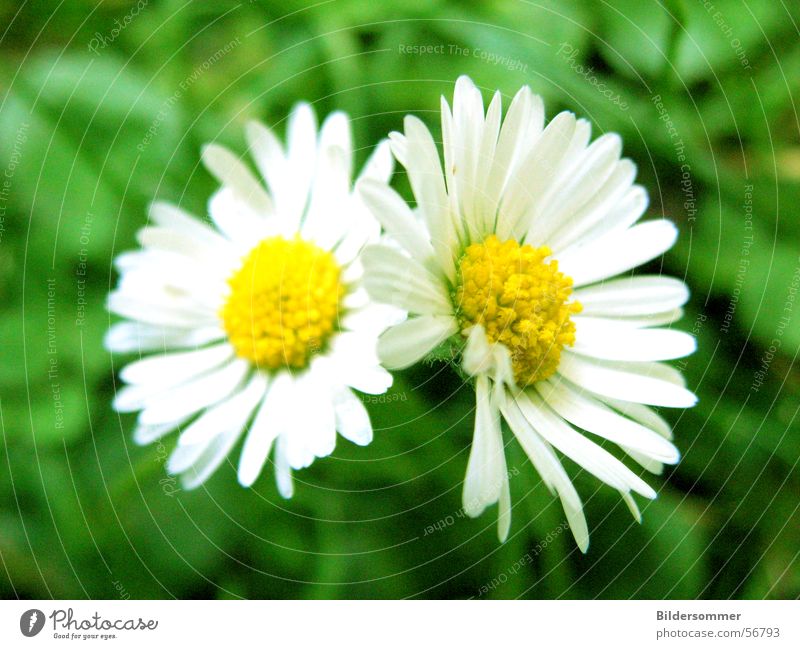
[220, 236, 343, 370]
[454, 235, 581, 386]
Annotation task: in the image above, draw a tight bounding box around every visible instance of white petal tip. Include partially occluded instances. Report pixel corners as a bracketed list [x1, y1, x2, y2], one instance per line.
[178, 474, 203, 491]
[276, 477, 294, 499]
[291, 100, 312, 113]
[244, 118, 264, 131]
[462, 499, 486, 519]
[497, 517, 511, 543]
[348, 431, 373, 447]
[237, 469, 257, 488]
[131, 433, 151, 447]
[641, 485, 658, 500]
[662, 446, 681, 465]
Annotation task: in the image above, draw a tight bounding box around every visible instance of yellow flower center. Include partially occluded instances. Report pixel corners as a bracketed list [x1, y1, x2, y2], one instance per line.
[454, 235, 581, 386]
[220, 236, 343, 370]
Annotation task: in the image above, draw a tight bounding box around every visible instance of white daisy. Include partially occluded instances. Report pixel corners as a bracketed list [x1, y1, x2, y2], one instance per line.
[107, 104, 400, 495]
[358, 76, 698, 551]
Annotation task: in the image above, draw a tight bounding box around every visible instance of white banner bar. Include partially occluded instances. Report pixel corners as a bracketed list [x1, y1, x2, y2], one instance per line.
[1, 600, 797, 648]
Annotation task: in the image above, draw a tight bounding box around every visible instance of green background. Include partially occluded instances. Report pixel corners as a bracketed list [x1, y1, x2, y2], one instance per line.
[1, 0, 798, 599]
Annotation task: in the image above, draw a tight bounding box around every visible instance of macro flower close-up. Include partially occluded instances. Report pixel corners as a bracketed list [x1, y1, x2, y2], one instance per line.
[106, 104, 397, 493]
[2, 0, 798, 616]
[360, 75, 698, 550]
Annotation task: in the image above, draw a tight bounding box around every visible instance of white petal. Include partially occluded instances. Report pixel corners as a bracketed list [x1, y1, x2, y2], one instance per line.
[484, 86, 543, 222]
[361, 244, 451, 315]
[402, 115, 457, 281]
[201, 143, 273, 216]
[177, 426, 241, 490]
[573, 185, 649, 247]
[606, 394, 675, 475]
[178, 373, 267, 447]
[290, 362, 337, 462]
[208, 187, 273, 244]
[440, 96, 458, 217]
[340, 302, 404, 337]
[525, 133, 622, 244]
[602, 397, 674, 473]
[132, 418, 188, 446]
[621, 491, 642, 523]
[237, 372, 289, 487]
[515, 390, 657, 499]
[448, 76, 485, 238]
[167, 432, 221, 485]
[356, 179, 435, 263]
[557, 352, 697, 408]
[342, 286, 369, 310]
[500, 396, 590, 552]
[119, 343, 233, 386]
[113, 383, 161, 413]
[555, 118, 592, 178]
[462, 375, 505, 517]
[377, 316, 458, 369]
[572, 320, 696, 361]
[462, 324, 494, 377]
[601, 397, 674, 440]
[461, 328, 515, 395]
[113, 267, 221, 311]
[149, 201, 231, 250]
[303, 145, 351, 248]
[104, 322, 224, 353]
[136, 226, 235, 268]
[274, 435, 294, 498]
[114, 246, 227, 279]
[498, 111, 576, 240]
[490, 344, 515, 394]
[274, 378, 318, 471]
[333, 386, 373, 446]
[334, 216, 379, 266]
[328, 332, 393, 394]
[535, 378, 680, 463]
[244, 120, 286, 203]
[388, 131, 407, 167]
[496, 456, 512, 542]
[473, 91, 503, 235]
[358, 139, 394, 183]
[169, 373, 266, 481]
[107, 291, 216, 328]
[341, 365, 393, 395]
[559, 219, 679, 287]
[636, 360, 687, 387]
[547, 159, 637, 252]
[605, 308, 686, 328]
[138, 359, 249, 426]
[285, 102, 318, 221]
[114, 253, 226, 312]
[574, 276, 689, 317]
[625, 450, 665, 475]
[319, 111, 353, 180]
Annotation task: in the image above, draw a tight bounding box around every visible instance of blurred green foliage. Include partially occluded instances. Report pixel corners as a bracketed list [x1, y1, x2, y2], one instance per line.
[0, 0, 798, 599]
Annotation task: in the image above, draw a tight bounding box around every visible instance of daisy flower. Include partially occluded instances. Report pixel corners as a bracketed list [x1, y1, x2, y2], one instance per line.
[106, 104, 399, 495]
[358, 76, 697, 550]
